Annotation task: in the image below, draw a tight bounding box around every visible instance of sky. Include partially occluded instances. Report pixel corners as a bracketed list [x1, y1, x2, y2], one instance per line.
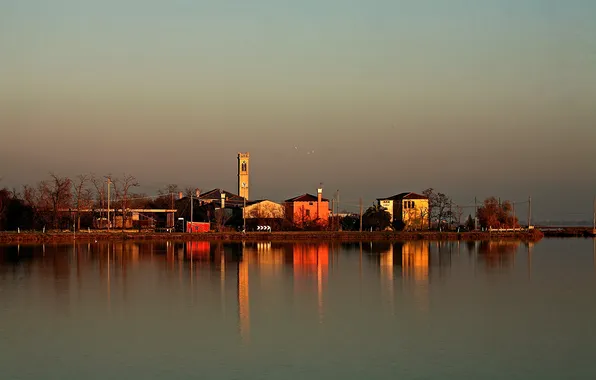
[1, 0, 595, 221]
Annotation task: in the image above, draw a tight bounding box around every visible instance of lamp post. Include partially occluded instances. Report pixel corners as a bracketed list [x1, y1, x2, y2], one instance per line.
[106, 177, 112, 231]
[592, 196, 595, 234]
[242, 182, 247, 233]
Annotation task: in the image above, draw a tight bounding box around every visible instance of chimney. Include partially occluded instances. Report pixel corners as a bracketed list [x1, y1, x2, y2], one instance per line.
[220, 192, 226, 209]
[178, 191, 183, 200]
[317, 187, 323, 218]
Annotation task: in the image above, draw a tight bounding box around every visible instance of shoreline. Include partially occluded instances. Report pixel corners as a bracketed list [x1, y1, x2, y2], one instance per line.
[0, 230, 546, 244]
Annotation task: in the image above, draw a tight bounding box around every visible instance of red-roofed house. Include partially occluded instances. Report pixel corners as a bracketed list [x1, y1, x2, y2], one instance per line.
[285, 188, 329, 228]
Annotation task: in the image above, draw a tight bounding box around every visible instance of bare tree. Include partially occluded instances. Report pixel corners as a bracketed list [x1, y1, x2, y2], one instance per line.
[404, 207, 429, 231]
[423, 188, 453, 230]
[154, 184, 179, 209]
[23, 184, 41, 211]
[90, 174, 106, 226]
[184, 187, 201, 198]
[454, 204, 464, 227]
[73, 174, 93, 230]
[0, 187, 9, 229]
[44, 173, 73, 229]
[214, 208, 232, 232]
[128, 192, 149, 209]
[114, 174, 139, 230]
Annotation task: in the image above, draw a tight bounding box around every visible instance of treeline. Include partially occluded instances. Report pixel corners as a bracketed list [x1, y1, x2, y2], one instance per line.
[0, 173, 186, 231]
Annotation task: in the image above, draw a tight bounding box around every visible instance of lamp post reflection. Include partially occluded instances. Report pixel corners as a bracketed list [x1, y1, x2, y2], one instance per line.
[527, 242, 533, 280]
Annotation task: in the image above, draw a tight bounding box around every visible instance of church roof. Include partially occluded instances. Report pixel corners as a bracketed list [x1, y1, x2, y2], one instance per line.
[200, 188, 245, 201]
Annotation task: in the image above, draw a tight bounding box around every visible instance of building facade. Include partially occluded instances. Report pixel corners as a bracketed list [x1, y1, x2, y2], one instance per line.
[285, 188, 329, 228]
[244, 200, 285, 219]
[377, 192, 429, 230]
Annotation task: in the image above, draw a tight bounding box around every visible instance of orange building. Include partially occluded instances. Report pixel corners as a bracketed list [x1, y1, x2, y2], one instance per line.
[284, 188, 329, 228]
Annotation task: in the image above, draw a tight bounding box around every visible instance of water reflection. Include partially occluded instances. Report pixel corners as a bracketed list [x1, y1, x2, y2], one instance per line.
[238, 257, 250, 342]
[476, 240, 519, 270]
[2, 240, 596, 379]
[0, 239, 563, 338]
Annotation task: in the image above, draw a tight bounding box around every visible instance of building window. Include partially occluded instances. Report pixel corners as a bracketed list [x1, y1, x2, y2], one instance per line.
[241, 162, 247, 172]
[403, 201, 415, 209]
[309, 202, 313, 206]
[306, 210, 311, 217]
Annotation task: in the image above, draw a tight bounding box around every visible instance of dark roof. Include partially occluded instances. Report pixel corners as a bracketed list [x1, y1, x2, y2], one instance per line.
[377, 192, 428, 201]
[246, 199, 281, 206]
[200, 188, 245, 201]
[285, 193, 329, 203]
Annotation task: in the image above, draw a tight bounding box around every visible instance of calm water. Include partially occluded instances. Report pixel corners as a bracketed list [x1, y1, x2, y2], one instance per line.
[1, 239, 595, 379]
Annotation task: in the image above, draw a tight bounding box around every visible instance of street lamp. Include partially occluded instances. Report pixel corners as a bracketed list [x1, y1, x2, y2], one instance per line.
[105, 176, 112, 231]
[242, 183, 248, 233]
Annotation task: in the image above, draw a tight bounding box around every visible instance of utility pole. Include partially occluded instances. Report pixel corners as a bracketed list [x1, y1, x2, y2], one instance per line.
[528, 196, 532, 229]
[474, 196, 478, 231]
[449, 201, 452, 231]
[359, 198, 363, 232]
[106, 177, 111, 231]
[512, 201, 516, 230]
[336, 189, 340, 231]
[331, 199, 335, 225]
[170, 192, 174, 230]
[190, 190, 193, 232]
[243, 196, 246, 233]
[592, 196, 595, 232]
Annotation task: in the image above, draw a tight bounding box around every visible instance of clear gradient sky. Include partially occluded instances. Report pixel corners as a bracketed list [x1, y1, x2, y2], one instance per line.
[1, 0, 595, 220]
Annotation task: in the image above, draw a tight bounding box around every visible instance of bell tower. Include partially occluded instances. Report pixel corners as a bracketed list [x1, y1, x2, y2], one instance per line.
[237, 152, 250, 200]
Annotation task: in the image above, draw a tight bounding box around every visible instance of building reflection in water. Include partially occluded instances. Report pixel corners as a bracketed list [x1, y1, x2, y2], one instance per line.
[476, 240, 520, 272]
[186, 241, 253, 342]
[4, 239, 537, 339]
[291, 243, 329, 323]
[399, 241, 430, 313]
[365, 242, 432, 313]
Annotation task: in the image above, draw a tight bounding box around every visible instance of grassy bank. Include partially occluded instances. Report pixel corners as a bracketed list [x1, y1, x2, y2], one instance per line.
[0, 229, 544, 244]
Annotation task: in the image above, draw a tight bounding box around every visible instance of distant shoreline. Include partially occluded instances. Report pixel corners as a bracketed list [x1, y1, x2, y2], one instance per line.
[0, 230, 548, 244]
